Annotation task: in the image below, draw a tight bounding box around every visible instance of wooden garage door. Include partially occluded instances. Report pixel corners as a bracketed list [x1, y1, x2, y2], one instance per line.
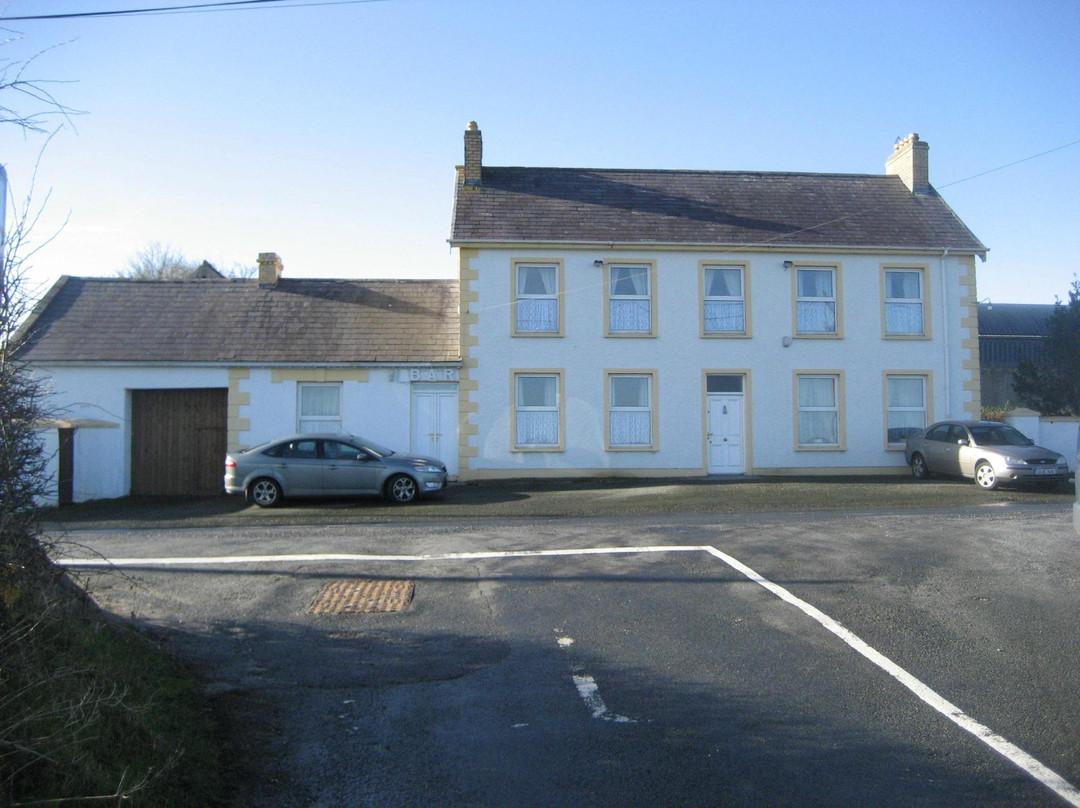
[130, 388, 227, 496]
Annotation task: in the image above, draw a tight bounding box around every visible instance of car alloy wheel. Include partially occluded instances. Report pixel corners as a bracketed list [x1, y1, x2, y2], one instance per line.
[249, 478, 282, 507]
[387, 474, 418, 504]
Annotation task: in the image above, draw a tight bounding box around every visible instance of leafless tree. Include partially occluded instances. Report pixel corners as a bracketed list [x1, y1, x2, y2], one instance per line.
[120, 241, 257, 280]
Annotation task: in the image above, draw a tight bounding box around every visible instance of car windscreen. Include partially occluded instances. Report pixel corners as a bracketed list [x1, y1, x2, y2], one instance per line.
[355, 437, 395, 458]
[968, 425, 1032, 446]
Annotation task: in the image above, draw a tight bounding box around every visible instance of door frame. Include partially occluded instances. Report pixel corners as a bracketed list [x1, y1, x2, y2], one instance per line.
[702, 370, 751, 475]
[410, 383, 459, 477]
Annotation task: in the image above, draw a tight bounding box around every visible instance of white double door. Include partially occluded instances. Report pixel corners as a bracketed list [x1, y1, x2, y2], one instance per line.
[410, 384, 458, 476]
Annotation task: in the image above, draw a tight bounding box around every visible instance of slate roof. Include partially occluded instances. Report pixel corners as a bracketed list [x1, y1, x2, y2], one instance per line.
[14, 276, 460, 364]
[450, 167, 986, 252]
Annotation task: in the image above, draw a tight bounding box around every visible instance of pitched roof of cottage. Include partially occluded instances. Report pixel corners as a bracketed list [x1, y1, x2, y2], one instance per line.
[450, 166, 986, 253]
[14, 276, 460, 364]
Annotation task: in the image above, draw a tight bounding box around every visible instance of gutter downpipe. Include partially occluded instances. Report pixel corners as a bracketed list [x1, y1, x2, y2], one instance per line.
[940, 248, 951, 417]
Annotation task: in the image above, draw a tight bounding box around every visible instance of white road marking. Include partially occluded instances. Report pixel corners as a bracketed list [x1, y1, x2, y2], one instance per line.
[57, 543, 1080, 806]
[700, 545, 1080, 808]
[557, 632, 636, 723]
[54, 546, 701, 567]
[571, 674, 635, 723]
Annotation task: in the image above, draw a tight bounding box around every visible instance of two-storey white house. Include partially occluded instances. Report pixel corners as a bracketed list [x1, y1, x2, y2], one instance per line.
[449, 124, 987, 479]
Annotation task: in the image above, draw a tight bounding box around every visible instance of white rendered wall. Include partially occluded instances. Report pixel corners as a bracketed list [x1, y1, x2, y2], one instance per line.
[236, 368, 418, 450]
[32, 364, 230, 503]
[461, 248, 977, 476]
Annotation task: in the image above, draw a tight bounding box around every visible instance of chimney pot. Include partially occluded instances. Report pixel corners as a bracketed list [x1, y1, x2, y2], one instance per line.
[464, 121, 483, 187]
[258, 252, 283, 287]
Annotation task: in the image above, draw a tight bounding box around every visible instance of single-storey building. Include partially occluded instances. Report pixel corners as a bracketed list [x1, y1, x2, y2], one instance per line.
[15, 253, 459, 503]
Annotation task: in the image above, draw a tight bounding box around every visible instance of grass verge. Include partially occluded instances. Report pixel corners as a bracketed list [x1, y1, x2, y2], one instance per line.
[1, 596, 224, 807]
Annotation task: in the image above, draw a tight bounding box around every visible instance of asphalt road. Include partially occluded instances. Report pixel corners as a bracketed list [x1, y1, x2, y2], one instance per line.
[54, 505, 1080, 807]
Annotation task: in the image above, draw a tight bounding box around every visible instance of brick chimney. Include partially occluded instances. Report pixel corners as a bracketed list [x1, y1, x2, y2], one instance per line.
[258, 252, 283, 288]
[886, 133, 931, 194]
[464, 121, 482, 187]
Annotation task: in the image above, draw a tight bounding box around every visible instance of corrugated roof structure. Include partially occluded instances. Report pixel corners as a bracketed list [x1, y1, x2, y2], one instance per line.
[978, 302, 1055, 368]
[14, 276, 460, 364]
[450, 166, 987, 252]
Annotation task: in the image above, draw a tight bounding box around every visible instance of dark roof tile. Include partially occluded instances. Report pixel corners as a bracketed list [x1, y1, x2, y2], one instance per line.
[450, 167, 986, 252]
[15, 277, 460, 364]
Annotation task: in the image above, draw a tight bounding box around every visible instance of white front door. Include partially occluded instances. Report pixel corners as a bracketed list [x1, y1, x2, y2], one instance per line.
[411, 385, 458, 476]
[706, 390, 745, 474]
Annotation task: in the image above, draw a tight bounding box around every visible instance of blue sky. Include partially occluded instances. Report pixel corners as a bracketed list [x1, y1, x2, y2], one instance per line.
[2, 0, 1078, 303]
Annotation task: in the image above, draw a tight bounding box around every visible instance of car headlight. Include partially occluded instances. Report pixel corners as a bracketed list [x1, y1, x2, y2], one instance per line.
[414, 464, 443, 473]
[1001, 456, 1026, 466]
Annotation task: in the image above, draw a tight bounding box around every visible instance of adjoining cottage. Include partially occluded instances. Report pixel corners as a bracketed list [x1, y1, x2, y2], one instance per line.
[16, 254, 459, 504]
[449, 124, 987, 478]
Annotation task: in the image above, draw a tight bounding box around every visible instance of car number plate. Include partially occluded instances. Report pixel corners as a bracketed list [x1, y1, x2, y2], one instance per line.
[1035, 468, 1056, 476]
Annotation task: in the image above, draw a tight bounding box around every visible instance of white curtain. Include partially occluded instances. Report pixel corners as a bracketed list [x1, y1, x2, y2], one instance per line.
[796, 270, 835, 333]
[885, 302, 923, 334]
[516, 266, 558, 331]
[299, 384, 341, 433]
[885, 271, 923, 334]
[797, 301, 836, 333]
[609, 377, 651, 445]
[516, 376, 558, 445]
[705, 267, 741, 297]
[798, 377, 838, 445]
[609, 267, 650, 332]
[516, 412, 559, 445]
[703, 268, 744, 332]
[704, 301, 745, 332]
[886, 377, 926, 442]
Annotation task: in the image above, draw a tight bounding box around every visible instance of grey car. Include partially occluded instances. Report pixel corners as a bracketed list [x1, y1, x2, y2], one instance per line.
[224, 434, 448, 507]
[905, 420, 1070, 491]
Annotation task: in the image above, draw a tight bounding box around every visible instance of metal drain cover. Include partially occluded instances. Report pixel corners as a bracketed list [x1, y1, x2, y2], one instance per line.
[308, 579, 415, 614]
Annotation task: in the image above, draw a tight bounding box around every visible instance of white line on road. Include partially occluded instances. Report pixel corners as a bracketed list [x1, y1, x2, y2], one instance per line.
[57, 544, 1080, 806]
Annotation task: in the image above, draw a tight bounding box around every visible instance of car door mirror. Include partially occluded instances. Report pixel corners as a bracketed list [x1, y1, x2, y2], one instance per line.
[957, 438, 969, 446]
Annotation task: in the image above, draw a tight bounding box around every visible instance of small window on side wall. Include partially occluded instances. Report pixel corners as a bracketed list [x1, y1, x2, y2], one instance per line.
[298, 383, 342, 434]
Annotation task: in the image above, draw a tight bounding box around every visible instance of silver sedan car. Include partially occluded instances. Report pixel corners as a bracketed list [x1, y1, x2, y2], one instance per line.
[224, 434, 448, 507]
[905, 420, 1069, 491]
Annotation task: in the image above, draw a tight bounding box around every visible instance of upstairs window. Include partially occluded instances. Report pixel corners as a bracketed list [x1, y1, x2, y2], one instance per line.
[607, 264, 653, 335]
[514, 263, 561, 335]
[884, 268, 926, 336]
[795, 267, 838, 335]
[298, 383, 342, 434]
[702, 265, 746, 335]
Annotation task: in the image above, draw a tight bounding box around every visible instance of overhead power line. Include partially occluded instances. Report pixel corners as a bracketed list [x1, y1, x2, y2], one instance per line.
[1, 0, 385, 21]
